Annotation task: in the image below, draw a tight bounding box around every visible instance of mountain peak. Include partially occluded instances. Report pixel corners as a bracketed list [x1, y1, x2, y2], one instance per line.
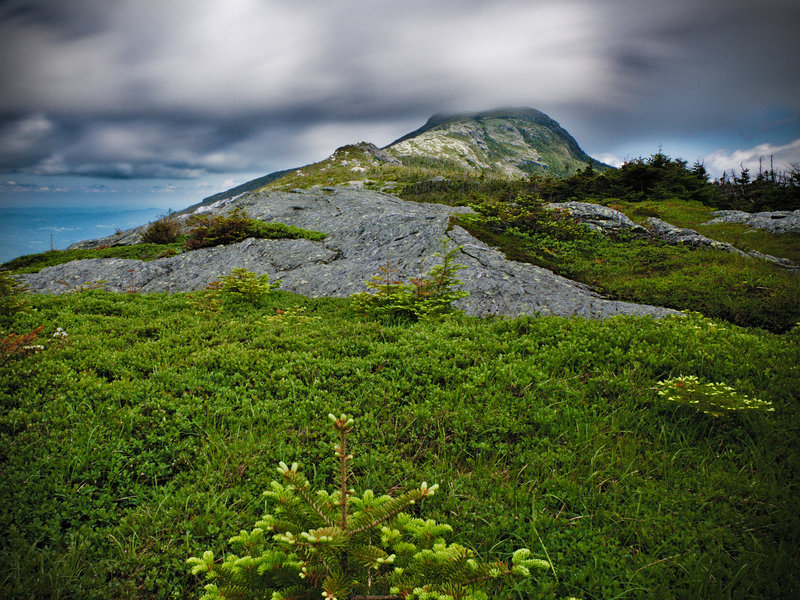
[390, 106, 555, 143]
[384, 107, 606, 178]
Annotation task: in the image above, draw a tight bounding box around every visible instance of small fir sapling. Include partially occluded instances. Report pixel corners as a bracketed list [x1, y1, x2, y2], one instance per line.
[351, 240, 469, 320]
[187, 414, 553, 600]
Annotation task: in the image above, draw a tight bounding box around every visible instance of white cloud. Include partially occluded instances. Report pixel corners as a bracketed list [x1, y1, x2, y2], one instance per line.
[0, 114, 57, 165]
[1, 0, 798, 181]
[703, 138, 800, 177]
[594, 153, 625, 168]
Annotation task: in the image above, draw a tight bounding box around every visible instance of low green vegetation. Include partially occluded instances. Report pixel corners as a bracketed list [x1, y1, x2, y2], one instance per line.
[351, 242, 469, 321]
[189, 414, 551, 600]
[185, 209, 326, 250]
[1, 287, 798, 599]
[1, 242, 187, 275]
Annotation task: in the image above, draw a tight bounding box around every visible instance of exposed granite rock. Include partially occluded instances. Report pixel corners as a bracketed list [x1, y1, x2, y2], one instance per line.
[20, 187, 678, 319]
[644, 217, 746, 252]
[543, 201, 795, 269]
[546, 202, 650, 237]
[444, 227, 673, 318]
[703, 210, 800, 234]
[67, 227, 145, 250]
[644, 217, 797, 269]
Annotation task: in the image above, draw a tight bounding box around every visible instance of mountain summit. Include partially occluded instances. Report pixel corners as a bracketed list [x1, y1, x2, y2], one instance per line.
[384, 107, 608, 177]
[192, 107, 609, 205]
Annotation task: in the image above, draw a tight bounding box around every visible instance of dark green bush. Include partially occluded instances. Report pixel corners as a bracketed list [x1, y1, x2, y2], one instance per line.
[0, 271, 29, 325]
[141, 212, 180, 244]
[185, 209, 326, 250]
[470, 193, 592, 241]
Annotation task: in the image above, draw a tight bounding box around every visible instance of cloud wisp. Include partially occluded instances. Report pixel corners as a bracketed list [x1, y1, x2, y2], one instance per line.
[0, 0, 798, 182]
[704, 138, 800, 178]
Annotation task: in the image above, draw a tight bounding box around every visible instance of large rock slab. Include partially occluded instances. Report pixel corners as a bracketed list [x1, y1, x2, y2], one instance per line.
[645, 217, 747, 253]
[644, 217, 797, 269]
[20, 187, 677, 319]
[704, 209, 800, 234]
[547, 201, 649, 237]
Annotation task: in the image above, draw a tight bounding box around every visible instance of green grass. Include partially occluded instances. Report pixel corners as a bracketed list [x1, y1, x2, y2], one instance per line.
[1, 290, 798, 599]
[456, 213, 800, 333]
[1, 242, 186, 275]
[614, 198, 800, 263]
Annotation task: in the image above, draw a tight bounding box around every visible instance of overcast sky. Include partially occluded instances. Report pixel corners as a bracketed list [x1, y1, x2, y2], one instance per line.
[1, 0, 799, 207]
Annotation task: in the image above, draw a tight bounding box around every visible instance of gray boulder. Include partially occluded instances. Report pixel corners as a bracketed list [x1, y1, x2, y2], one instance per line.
[644, 217, 797, 269]
[704, 210, 800, 234]
[20, 187, 677, 319]
[546, 201, 649, 237]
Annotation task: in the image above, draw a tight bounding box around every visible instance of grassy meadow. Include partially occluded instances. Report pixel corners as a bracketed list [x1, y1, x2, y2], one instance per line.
[2, 153, 799, 598]
[1, 289, 798, 599]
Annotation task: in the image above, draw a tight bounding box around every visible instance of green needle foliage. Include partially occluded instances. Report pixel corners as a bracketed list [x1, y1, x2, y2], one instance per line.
[0, 271, 29, 325]
[209, 268, 281, 305]
[655, 375, 775, 416]
[351, 241, 468, 321]
[188, 414, 551, 600]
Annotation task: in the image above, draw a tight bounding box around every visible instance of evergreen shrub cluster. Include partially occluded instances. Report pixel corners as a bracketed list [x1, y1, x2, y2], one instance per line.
[141, 212, 181, 244]
[208, 268, 281, 306]
[189, 414, 552, 600]
[185, 209, 326, 250]
[351, 242, 468, 321]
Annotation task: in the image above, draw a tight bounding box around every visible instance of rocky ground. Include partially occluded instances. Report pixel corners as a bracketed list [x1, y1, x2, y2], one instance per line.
[704, 209, 800, 234]
[19, 187, 677, 319]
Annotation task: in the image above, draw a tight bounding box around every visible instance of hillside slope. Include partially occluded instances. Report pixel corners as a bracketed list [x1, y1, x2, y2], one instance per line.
[18, 186, 675, 319]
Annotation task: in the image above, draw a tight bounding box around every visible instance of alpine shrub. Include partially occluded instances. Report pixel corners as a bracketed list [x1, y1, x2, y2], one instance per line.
[351, 241, 468, 320]
[185, 209, 327, 250]
[206, 268, 281, 306]
[188, 414, 552, 600]
[0, 271, 29, 325]
[141, 211, 181, 244]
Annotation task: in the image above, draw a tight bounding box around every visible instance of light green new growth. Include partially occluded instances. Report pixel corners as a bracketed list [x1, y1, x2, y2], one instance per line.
[187, 414, 551, 600]
[351, 240, 469, 320]
[655, 375, 774, 416]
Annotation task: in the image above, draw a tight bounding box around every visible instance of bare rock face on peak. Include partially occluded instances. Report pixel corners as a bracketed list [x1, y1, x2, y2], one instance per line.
[19, 187, 677, 320]
[384, 108, 609, 178]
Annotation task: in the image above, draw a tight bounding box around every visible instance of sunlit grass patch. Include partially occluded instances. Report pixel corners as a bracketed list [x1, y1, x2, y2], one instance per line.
[655, 375, 774, 416]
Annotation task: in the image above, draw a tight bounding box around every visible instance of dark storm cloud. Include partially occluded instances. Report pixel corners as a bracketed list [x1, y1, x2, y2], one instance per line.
[1, 0, 798, 180]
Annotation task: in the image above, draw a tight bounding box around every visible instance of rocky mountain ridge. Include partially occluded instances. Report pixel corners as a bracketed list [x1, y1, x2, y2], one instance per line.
[20, 186, 677, 319]
[384, 107, 607, 178]
[180, 108, 608, 201]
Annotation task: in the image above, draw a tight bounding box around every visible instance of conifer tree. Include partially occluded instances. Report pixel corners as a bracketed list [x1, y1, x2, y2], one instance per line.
[188, 414, 553, 600]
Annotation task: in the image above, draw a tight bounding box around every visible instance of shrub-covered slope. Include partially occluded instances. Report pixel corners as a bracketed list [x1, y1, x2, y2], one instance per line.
[1, 291, 798, 599]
